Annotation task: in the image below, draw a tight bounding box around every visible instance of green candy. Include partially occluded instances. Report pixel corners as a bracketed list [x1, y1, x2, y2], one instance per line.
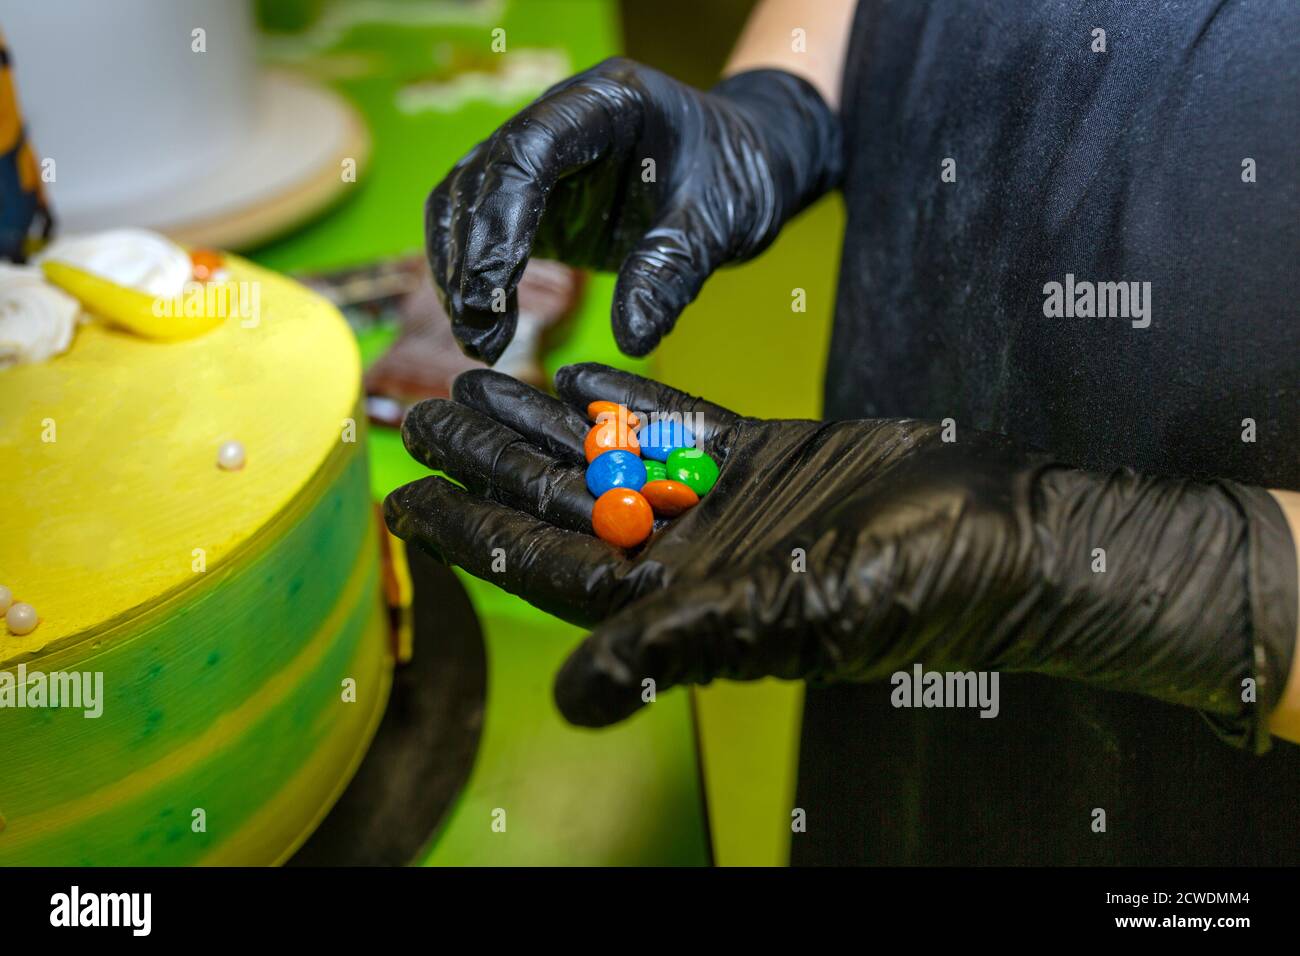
[643, 460, 668, 483]
[666, 447, 719, 496]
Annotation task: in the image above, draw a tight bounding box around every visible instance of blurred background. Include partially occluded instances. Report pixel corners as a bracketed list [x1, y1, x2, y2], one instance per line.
[3, 0, 845, 865]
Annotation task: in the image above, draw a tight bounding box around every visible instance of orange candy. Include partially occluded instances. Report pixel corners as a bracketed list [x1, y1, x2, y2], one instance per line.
[587, 400, 641, 430]
[591, 488, 654, 549]
[584, 420, 640, 462]
[640, 479, 699, 517]
[189, 248, 224, 282]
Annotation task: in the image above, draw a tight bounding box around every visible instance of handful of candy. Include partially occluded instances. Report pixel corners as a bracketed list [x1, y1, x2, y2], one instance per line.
[583, 401, 719, 548]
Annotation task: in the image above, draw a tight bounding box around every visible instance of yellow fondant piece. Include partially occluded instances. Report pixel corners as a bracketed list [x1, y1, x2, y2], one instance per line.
[40, 259, 226, 341]
[0, 256, 361, 664]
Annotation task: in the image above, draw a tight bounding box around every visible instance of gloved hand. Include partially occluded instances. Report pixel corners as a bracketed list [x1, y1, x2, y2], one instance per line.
[384, 365, 1297, 750]
[425, 58, 842, 364]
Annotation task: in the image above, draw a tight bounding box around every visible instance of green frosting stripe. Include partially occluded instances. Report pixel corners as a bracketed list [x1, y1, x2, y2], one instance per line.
[0, 446, 387, 865]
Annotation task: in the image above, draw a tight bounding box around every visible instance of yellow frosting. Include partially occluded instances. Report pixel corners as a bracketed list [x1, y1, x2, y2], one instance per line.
[0, 256, 361, 664]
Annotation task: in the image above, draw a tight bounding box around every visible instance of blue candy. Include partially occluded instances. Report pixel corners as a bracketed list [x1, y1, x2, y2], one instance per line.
[638, 419, 696, 462]
[586, 449, 647, 498]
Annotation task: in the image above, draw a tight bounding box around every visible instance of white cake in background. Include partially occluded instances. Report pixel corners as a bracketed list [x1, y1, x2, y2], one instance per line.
[0, 0, 256, 228]
[0, 0, 367, 248]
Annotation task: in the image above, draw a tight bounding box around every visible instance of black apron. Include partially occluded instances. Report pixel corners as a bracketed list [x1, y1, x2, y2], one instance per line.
[795, 0, 1300, 865]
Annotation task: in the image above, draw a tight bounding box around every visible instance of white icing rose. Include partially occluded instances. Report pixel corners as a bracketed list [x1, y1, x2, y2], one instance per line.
[35, 228, 191, 298]
[0, 264, 83, 368]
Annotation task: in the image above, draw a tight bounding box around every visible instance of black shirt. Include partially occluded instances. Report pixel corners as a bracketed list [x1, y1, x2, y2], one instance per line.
[796, 0, 1299, 865]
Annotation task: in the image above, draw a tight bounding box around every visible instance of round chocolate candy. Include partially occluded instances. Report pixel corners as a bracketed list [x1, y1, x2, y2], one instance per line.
[584, 420, 640, 463]
[641, 479, 699, 517]
[592, 488, 654, 548]
[586, 449, 647, 498]
[638, 418, 696, 462]
[666, 447, 719, 496]
[587, 400, 641, 430]
[642, 459, 668, 483]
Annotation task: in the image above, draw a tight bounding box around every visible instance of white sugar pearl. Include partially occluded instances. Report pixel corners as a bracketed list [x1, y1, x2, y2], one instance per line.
[0, 585, 11, 614]
[6, 602, 38, 636]
[217, 440, 246, 471]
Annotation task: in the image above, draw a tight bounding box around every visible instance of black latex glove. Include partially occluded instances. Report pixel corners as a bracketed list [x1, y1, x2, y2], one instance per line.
[385, 365, 1297, 750]
[425, 58, 842, 363]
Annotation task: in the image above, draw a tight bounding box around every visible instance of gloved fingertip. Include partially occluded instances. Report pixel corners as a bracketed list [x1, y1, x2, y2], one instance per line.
[397, 397, 447, 457]
[552, 362, 611, 403]
[551, 363, 579, 395]
[452, 310, 517, 365]
[612, 289, 672, 357]
[448, 367, 496, 406]
[382, 482, 456, 567]
[381, 487, 409, 536]
[554, 642, 646, 728]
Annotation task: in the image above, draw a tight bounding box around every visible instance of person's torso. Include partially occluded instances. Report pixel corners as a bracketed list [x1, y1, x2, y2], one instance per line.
[797, 0, 1300, 866]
